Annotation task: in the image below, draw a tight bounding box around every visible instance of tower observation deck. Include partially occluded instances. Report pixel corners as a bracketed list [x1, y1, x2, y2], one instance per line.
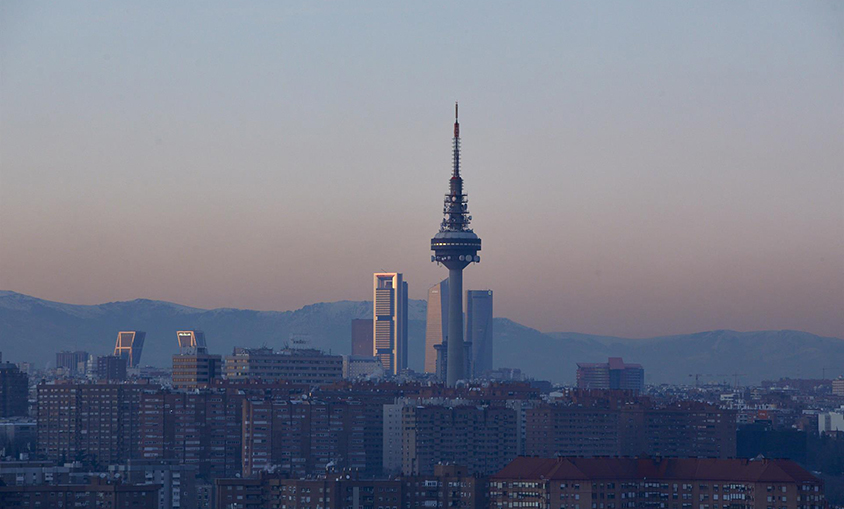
[431, 103, 481, 386]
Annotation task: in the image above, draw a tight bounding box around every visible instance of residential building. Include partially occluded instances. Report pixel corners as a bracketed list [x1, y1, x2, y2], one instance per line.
[576, 357, 645, 392]
[402, 403, 517, 476]
[525, 400, 736, 459]
[241, 398, 383, 477]
[173, 354, 221, 388]
[373, 272, 408, 375]
[832, 377, 844, 397]
[0, 477, 161, 509]
[224, 347, 343, 386]
[109, 459, 197, 509]
[36, 382, 145, 465]
[96, 355, 127, 381]
[425, 279, 448, 374]
[490, 456, 825, 509]
[0, 362, 28, 417]
[466, 289, 493, 376]
[113, 331, 146, 368]
[138, 389, 245, 479]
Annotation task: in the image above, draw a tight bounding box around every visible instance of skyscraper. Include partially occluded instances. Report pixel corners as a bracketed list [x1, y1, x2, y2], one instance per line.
[113, 330, 145, 368]
[431, 103, 482, 386]
[176, 330, 207, 354]
[373, 273, 408, 375]
[424, 279, 448, 374]
[351, 318, 374, 356]
[466, 290, 493, 376]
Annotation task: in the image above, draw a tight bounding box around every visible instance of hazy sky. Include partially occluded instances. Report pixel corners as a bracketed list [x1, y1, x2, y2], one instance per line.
[1, 1, 842, 338]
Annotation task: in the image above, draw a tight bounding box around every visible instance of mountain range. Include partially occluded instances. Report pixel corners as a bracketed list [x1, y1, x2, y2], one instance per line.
[1, 290, 842, 384]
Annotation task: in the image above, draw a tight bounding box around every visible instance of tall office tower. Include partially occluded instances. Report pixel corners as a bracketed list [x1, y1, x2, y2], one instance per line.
[424, 279, 448, 373]
[373, 273, 408, 375]
[466, 290, 493, 376]
[351, 318, 374, 356]
[431, 104, 482, 386]
[55, 351, 89, 376]
[176, 330, 207, 354]
[113, 331, 146, 368]
[576, 357, 645, 392]
[0, 362, 28, 417]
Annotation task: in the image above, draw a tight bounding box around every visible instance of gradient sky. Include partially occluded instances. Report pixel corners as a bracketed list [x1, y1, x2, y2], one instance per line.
[1, 1, 842, 338]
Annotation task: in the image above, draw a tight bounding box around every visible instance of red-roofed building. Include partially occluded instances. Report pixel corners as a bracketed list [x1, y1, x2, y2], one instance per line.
[489, 456, 825, 509]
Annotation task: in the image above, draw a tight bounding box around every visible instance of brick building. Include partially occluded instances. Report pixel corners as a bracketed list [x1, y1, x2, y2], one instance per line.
[526, 401, 736, 459]
[489, 456, 825, 509]
[0, 477, 161, 509]
[36, 382, 146, 465]
[138, 389, 245, 479]
[241, 397, 383, 477]
[401, 404, 518, 475]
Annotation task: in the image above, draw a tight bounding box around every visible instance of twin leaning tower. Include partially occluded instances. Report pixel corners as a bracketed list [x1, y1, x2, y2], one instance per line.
[431, 103, 482, 387]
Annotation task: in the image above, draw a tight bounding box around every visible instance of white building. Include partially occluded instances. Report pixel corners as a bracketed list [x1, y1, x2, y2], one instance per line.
[373, 273, 408, 375]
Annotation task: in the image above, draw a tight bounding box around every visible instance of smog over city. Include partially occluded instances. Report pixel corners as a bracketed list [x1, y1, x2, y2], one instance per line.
[0, 2, 842, 509]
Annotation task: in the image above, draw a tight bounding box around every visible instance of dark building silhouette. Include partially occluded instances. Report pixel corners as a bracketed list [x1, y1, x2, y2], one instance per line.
[0, 362, 28, 417]
[0, 477, 161, 509]
[351, 318, 374, 356]
[55, 351, 89, 376]
[466, 289, 493, 376]
[96, 355, 127, 381]
[224, 347, 343, 385]
[431, 104, 482, 386]
[525, 400, 736, 458]
[577, 356, 644, 392]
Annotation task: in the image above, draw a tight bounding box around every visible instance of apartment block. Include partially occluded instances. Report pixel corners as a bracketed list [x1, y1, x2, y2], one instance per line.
[401, 404, 518, 476]
[490, 456, 825, 509]
[36, 382, 145, 464]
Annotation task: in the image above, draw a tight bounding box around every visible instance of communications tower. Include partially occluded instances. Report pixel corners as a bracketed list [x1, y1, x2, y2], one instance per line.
[431, 103, 481, 386]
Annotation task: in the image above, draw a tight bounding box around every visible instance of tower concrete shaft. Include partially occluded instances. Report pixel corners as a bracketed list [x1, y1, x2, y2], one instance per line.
[431, 103, 481, 386]
[447, 267, 464, 386]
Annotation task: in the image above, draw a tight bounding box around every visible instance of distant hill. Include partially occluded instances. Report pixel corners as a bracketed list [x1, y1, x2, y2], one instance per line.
[1, 291, 842, 384]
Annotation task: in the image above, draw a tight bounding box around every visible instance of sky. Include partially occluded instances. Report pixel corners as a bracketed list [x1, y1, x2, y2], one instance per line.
[1, 1, 842, 338]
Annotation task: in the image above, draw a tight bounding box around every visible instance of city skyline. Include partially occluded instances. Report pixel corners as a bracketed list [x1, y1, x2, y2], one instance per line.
[1, 2, 842, 341]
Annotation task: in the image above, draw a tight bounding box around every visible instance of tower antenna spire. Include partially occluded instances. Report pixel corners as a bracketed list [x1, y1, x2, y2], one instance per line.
[432, 104, 482, 387]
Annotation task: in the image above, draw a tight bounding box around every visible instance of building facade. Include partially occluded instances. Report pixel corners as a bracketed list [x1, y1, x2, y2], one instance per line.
[96, 355, 128, 381]
[0, 362, 29, 417]
[373, 272, 408, 375]
[490, 456, 825, 509]
[224, 347, 343, 386]
[55, 351, 89, 376]
[401, 404, 517, 476]
[576, 357, 645, 392]
[36, 382, 145, 465]
[466, 289, 493, 376]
